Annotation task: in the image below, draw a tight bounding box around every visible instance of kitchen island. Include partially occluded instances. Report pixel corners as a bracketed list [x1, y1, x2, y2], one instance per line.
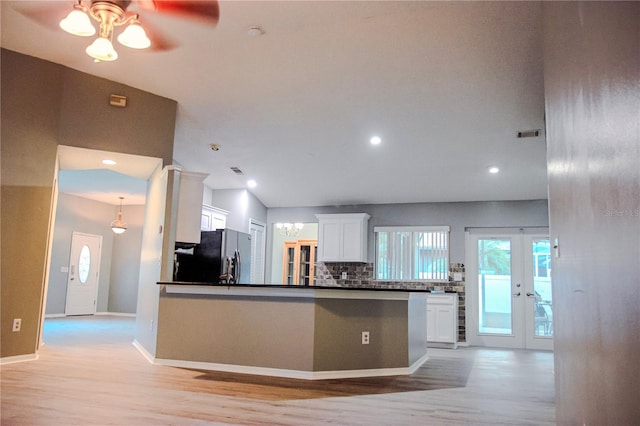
[152, 283, 428, 380]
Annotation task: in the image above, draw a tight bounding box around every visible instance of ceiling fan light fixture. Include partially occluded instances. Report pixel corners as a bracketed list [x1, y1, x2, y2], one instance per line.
[117, 21, 151, 49]
[60, 8, 96, 36]
[86, 37, 118, 61]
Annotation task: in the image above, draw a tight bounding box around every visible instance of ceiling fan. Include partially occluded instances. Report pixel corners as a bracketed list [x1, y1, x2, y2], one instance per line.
[16, 0, 220, 62]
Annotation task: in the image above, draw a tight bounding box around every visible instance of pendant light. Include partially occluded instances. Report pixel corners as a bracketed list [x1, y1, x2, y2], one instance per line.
[111, 197, 128, 234]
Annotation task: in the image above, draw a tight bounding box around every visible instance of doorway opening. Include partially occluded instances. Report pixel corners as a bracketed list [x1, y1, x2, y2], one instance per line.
[40, 146, 162, 348]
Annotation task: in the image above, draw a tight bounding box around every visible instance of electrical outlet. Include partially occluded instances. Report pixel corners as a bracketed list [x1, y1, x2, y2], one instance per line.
[361, 331, 370, 345]
[12, 318, 22, 332]
[341, 272, 348, 280]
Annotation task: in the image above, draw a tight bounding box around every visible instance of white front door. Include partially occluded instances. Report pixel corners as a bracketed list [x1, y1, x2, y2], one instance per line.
[466, 230, 553, 350]
[65, 232, 102, 316]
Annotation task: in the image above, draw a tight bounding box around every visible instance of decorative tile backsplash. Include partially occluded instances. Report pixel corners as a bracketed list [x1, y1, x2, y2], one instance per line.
[316, 262, 467, 342]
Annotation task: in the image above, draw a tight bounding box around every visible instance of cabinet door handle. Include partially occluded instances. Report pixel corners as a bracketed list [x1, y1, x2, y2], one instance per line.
[526, 292, 535, 297]
[512, 292, 521, 297]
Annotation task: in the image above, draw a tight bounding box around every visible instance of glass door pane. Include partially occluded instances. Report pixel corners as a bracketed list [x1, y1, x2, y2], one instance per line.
[478, 239, 513, 334]
[313, 245, 318, 285]
[532, 238, 553, 338]
[285, 246, 295, 285]
[299, 244, 311, 286]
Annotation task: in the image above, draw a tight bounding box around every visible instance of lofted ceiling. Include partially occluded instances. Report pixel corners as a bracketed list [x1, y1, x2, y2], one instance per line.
[1, 1, 548, 208]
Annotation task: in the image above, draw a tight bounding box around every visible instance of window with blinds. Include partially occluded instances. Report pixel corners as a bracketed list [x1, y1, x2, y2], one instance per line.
[375, 226, 450, 281]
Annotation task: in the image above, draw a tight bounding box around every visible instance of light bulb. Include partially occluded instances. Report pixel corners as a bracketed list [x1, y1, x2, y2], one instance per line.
[60, 9, 96, 37]
[86, 37, 118, 61]
[117, 22, 151, 49]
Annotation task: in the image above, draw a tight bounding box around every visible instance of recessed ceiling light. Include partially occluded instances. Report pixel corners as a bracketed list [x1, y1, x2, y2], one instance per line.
[488, 166, 500, 174]
[370, 136, 382, 145]
[102, 159, 116, 165]
[247, 179, 257, 188]
[247, 26, 264, 37]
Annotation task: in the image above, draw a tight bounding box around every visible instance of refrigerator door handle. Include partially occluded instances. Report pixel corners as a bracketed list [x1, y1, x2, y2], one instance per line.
[235, 250, 241, 283]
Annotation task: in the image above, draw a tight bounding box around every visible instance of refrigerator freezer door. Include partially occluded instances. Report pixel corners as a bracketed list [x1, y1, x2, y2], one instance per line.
[236, 232, 252, 283]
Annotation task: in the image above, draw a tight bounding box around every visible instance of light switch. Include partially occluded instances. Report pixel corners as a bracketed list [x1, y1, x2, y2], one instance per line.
[61, 266, 69, 273]
[453, 272, 463, 281]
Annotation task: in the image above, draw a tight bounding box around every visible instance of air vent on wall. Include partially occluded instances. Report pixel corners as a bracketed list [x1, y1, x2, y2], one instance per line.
[517, 129, 541, 138]
[230, 166, 244, 175]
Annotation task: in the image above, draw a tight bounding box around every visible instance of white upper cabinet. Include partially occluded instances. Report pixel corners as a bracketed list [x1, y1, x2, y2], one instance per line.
[315, 213, 370, 262]
[175, 170, 209, 243]
[201, 205, 228, 231]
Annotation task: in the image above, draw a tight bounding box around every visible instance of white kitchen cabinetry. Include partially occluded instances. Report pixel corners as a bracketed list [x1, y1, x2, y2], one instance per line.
[426, 293, 458, 348]
[175, 171, 208, 243]
[201, 205, 228, 231]
[315, 213, 370, 262]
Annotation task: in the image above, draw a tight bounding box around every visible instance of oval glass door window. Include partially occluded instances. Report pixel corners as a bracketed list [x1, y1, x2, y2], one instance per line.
[78, 245, 91, 284]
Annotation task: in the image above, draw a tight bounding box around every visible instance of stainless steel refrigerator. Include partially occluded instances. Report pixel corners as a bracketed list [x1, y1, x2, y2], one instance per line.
[174, 229, 252, 284]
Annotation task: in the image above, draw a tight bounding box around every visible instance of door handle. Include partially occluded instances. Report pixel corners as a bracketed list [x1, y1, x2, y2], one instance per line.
[526, 292, 535, 297]
[512, 292, 521, 297]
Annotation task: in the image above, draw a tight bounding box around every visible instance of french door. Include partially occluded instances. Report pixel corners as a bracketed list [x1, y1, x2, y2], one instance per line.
[466, 230, 553, 350]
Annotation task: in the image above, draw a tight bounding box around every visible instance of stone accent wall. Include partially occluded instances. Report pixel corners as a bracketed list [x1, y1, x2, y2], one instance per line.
[316, 262, 467, 342]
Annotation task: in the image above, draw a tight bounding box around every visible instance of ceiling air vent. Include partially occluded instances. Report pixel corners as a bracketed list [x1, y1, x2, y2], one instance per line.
[517, 129, 541, 138]
[230, 166, 244, 175]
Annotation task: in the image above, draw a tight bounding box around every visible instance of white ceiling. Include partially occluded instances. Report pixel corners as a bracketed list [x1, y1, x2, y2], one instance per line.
[57, 145, 162, 205]
[2, 1, 548, 208]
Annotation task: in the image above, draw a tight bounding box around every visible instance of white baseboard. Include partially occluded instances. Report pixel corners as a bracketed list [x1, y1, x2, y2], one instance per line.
[0, 353, 38, 365]
[45, 312, 136, 318]
[95, 312, 136, 317]
[132, 340, 156, 364]
[153, 351, 429, 381]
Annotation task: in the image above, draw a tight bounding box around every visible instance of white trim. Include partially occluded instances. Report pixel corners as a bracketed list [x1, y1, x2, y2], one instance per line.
[132, 340, 156, 364]
[153, 352, 429, 381]
[0, 353, 38, 365]
[44, 313, 66, 318]
[163, 285, 412, 301]
[95, 312, 136, 317]
[374, 225, 450, 232]
[202, 204, 229, 217]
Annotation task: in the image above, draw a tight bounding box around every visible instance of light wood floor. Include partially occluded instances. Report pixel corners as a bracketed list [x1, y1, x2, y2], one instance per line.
[1, 316, 555, 425]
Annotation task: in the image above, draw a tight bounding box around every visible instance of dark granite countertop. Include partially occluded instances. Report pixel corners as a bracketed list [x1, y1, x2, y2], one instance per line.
[157, 281, 437, 293]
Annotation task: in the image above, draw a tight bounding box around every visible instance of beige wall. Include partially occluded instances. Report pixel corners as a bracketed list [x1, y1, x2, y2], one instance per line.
[157, 291, 317, 371]
[1, 49, 177, 358]
[543, 2, 640, 424]
[313, 298, 409, 371]
[156, 289, 426, 374]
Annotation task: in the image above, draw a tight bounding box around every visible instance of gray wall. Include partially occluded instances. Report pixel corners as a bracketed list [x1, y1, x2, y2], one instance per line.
[543, 2, 640, 424]
[108, 204, 144, 314]
[209, 188, 268, 233]
[46, 193, 144, 315]
[266, 200, 549, 281]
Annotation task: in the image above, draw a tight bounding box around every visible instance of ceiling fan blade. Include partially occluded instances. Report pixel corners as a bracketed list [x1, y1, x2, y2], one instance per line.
[140, 19, 179, 52]
[140, 1, 219, 25]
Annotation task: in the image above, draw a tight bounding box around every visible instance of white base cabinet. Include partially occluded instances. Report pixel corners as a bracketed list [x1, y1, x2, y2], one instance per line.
[426, 293, 458, 348]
